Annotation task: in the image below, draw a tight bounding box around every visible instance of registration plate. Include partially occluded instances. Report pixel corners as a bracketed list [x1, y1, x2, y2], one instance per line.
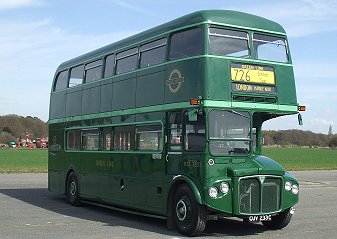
[231, 63, 275, 85]
[248, 215, 272, 222]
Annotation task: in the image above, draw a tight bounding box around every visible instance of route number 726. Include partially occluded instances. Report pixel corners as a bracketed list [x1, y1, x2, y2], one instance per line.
[232, 69, 251, 82]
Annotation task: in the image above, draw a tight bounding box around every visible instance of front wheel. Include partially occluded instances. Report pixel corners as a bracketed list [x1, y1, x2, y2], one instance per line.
[66, 171, 81, 206]
[173, 184, 207, 236]
[262, 208, 292, 229]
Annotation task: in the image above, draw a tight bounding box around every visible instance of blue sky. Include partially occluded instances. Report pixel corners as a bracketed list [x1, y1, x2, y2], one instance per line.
[0, 0, 336, 134]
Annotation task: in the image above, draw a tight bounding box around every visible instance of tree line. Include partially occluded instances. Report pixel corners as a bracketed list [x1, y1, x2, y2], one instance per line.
[0, 114, 48, 144]
[263, 129, 337, 148]
[1, 114, 336, 148]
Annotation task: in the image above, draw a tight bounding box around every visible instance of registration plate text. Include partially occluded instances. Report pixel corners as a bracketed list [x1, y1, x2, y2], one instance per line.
[248, 215, 272, 222]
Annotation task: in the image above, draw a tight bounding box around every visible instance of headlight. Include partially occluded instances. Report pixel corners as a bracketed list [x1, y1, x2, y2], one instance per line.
[285, 181, 292, 191]
[220, 182, 230, 194]
[291, 184, 299, 195]
[209, 186, 218, 198]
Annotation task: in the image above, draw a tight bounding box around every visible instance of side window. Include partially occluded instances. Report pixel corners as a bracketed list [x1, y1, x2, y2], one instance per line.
[168, 111, 183, 151]
[82, 129, 99, 150]
[184, 111, 205, 151]
[116, 48, 138, 74]
[102, 127, 112, 150]
[104, 54, 115, 78]
[114, 125, 135, 150]
[169, 28, 203, 60]
[85, 60, 102, 83]
[54, 70, 68, 91]
[69, 65, 84, 87]
[140, 38, 166, 68]
[66, 130, 81, 150]
[136, 124, 162, 151]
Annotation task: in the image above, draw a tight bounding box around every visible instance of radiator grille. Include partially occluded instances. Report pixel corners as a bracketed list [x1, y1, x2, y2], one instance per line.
[233, 95, 277, 103]
[239, 176, 282, 214]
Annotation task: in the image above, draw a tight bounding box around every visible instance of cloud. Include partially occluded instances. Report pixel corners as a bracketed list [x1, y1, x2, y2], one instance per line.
[227, 0, 337, 37]
[0, 0, 44, 10]
[108, 0, 156, 16]
[311, 118, 334, 126]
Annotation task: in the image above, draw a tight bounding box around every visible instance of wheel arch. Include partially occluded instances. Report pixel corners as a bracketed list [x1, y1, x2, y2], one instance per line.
[166, 175, 204, 230]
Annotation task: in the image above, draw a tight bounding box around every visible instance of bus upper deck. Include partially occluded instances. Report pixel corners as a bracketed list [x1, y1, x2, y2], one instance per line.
[50, 10, 298, 123]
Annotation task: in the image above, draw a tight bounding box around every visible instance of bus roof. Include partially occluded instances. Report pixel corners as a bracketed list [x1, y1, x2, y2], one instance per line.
[57, 10, 286, 71]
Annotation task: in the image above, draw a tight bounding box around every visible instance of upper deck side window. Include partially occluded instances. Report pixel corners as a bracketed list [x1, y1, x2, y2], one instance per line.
[140, 38, 166, 68]
[85, 59, 102, 83]
[116, 47, 138, 75]
[69, 65, 84, 87]
[209, 27, 249, 58]
[253, 34, 288, 63]
[169, 28, 203, 60]
[53, 70, 68, 91]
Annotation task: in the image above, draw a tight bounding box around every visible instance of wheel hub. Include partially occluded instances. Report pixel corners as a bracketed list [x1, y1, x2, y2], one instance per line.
[70, 181, 76, 196]
[176, 199, 187, 221]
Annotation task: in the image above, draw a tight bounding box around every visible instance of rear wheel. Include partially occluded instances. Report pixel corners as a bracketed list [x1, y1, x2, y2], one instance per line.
[262, 208, 292, 229]
[173, 184, 207, 236]
[66, 171, 81, 206]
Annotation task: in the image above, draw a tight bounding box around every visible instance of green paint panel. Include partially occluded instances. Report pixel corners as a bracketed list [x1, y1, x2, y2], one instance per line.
[100, 81, 113, 112]
[82, 83, 100, 115]
[112, 77, 136, 111]
[136, 68, 165, 107]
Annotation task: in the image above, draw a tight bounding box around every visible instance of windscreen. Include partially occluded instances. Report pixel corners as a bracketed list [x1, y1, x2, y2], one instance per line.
[209, 27, 249, 57]
[253, 34, 288, 62]
[209, 110, 251, 156]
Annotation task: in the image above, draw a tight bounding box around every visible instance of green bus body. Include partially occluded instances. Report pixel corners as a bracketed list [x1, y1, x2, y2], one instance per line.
[48, 10, 299, 236]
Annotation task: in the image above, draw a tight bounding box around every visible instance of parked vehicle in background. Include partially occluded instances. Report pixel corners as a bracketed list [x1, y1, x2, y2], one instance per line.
[7, 141, 16, 148]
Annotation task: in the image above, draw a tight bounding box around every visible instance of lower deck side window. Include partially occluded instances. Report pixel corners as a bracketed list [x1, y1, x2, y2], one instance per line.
[136, 125, 162, 151]
[82, 129, 99, 150]
[67, 130, 81, 150]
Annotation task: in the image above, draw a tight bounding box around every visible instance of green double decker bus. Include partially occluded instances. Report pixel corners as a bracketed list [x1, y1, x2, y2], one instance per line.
[48, 10, 301, 236]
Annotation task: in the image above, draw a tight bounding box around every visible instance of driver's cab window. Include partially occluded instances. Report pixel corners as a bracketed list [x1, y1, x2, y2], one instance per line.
[209, 110, 251, 156]
[184, 111, 205, 151]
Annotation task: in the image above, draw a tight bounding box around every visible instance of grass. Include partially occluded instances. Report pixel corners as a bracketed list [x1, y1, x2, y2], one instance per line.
[262, 147, 337, 171]
[0, 148, 47, 173]
[0, 147, 336, 173]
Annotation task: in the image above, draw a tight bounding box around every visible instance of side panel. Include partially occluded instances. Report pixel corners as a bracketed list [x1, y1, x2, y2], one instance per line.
[49, 91, 66, 119]
[136, 67, 165, 107]
[134, 152, 167, 213]
[100, 81, 113, 113]
[66, 86, 83, 117]
[112, 74, 136, 111]
[48, 123, 65, 193]
[82, 82, 100, 115]
[164, 59, 204, 104]
[80, 152, 101, 199]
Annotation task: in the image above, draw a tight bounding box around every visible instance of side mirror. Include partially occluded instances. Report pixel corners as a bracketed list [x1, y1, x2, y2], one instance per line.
[188, 109, 198, 122]
[298, 113, 303, 126]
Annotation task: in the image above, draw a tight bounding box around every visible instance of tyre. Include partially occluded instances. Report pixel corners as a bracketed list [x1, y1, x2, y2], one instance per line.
[262, 208, 292, 229]
[173, 184, 207, 236]
[66, 171, 81, 206]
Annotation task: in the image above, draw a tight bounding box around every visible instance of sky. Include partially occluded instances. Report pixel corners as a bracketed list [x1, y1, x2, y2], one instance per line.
[0, 0, 336, 134]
